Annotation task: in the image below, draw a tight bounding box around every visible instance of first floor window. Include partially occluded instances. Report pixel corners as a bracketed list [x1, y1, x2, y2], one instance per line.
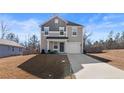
[53, 42, 58, 49]
[12, 47, 14, 52]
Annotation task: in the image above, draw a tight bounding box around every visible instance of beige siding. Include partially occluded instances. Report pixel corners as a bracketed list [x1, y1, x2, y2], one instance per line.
[49, 41, 53, 50]
[41, 33, 47, 50]
[67, 26, 83, 42]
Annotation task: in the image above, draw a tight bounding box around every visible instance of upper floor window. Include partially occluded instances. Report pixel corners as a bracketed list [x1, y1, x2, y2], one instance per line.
[72, 27, 77, 36]
[44, 27, 49, 35]
[59, 27, 64, 35]
[55, 19, 59, 24]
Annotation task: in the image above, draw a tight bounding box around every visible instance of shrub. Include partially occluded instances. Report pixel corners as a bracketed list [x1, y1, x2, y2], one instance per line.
[47, 50, 58, 54]
[41, 49, 46, 54]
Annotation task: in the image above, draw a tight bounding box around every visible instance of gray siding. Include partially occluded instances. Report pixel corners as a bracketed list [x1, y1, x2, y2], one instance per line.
[0, 45, 23, 57]
[41, 17, 66, 31]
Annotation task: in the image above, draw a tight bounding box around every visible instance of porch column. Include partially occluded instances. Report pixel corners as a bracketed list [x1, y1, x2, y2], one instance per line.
[47, 41, 49, 50]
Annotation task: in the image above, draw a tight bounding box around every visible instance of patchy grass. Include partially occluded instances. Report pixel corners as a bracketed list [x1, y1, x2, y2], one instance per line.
[89, 49, 124, 70]
[0, 54, 72, 79]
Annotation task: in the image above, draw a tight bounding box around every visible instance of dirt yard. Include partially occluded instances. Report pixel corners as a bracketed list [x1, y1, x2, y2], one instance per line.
[0, 54, 71, 79]
[89, 49, 124, 70]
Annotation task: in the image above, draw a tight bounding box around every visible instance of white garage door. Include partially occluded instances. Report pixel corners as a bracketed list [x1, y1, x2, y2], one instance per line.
[66, 42, 81, 53]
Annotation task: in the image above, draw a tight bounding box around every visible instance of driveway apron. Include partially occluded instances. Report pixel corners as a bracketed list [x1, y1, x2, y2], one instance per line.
[67, 54, 124, 79]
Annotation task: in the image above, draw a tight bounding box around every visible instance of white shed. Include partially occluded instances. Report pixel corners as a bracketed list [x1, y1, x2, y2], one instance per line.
[0, 39, 24, 57]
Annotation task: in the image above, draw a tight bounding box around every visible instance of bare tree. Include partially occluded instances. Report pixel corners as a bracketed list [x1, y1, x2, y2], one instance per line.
[106, 31, 114, 49]
[0, 21, 9, 39]
[6, 33, 19, 43]
[28, 34, 40, 53]
[120, 31, 124, 48]
[83, 31, 92, 51]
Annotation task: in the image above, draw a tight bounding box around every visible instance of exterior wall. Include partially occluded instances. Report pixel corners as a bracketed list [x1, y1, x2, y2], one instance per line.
[66, 26, 83, 42]
[66, 26, 83, 53]
[49, 41, 53, 50]
[40, 17, 84, 53]
[41, 33, 47, 51]
[0, 45, 23, 57]
[41, 17, 66, 31]
[41, 17, 67, 52]
[41, 26, 84, 53]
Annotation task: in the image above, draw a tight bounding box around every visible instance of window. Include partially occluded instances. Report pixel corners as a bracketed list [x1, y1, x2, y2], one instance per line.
[45, 31, 48, 35]
[72, 27, 77, 36]
[44, 27, 49, 35]
[55, 19, 59, 24]
[59, 27, 64, 35]
[60, 31, 64, 35]
[12, 47, 14, 52]
[73, 32, 77, 35]
[53, 42, 58, 49]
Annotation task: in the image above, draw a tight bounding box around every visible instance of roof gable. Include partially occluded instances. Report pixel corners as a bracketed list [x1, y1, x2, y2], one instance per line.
[41, 16, 67, 26]
[41, 16, 83, 27]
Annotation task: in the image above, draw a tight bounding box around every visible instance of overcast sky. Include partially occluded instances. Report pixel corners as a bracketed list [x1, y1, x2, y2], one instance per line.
[0, 13, 124, 43]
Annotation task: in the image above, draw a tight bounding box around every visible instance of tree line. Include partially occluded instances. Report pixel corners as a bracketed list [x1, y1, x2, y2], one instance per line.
[84, 31, 124, 53]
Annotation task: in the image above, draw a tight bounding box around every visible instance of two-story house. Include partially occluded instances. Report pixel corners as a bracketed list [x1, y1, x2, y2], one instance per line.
[40, 16, 84, 53]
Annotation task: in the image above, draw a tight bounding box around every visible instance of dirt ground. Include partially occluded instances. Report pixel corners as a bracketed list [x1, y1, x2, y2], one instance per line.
[0, 54, 71, 79]
[89, 49, 124, 70]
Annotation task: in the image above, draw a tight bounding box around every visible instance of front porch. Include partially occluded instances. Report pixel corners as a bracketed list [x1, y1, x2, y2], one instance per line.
[46, 37, 68, 53]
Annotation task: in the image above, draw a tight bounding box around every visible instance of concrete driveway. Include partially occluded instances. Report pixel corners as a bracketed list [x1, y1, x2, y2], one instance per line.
[67, 54, 124, 79]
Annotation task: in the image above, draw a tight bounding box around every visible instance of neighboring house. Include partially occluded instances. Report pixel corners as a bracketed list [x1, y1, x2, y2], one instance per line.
[40, 16, 84, 53]
[0, 39, 24, 57]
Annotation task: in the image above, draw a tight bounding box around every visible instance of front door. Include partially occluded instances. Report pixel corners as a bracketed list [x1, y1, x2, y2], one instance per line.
[60, 42, 64, 52]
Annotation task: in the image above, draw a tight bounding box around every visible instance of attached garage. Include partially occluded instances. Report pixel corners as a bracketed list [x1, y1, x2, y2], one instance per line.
[66, 42, 81, 53]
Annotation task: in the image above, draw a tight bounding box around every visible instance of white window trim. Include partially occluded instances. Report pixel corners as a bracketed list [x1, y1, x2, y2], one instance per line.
[59, 27, 65, 31]
[44, 32, 49, 36]
[59, 27, 65, 36]
[72, 27, 78, 37]
[72, 32, 77, 37]
[59, 32, 65, 36]
[44, 27, 49, 36]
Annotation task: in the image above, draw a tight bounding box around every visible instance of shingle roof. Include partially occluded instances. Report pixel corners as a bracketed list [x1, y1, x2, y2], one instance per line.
[41, 16, 83, 27]
[46, 37, 68, 39]
[66, 20, 82, 26]
[0, 39, 24, 48]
